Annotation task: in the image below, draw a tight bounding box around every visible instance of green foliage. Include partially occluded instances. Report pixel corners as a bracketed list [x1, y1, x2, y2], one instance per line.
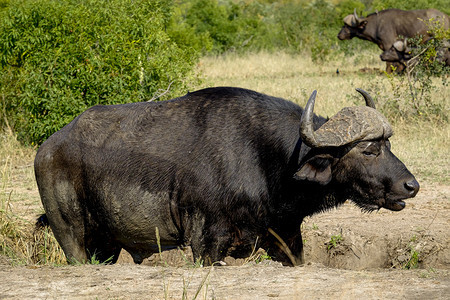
[68, 252, 113, 265]
[273, 0, 340, 60]
[372, 0, 450, 15]
[87, 253, 114, 265]
[169, 0, 449, 58]
[0, 0, 9, 11]
[254, 252, 272, 263]
[403, 247, 420, 269]
[168, 4, 214, 54]
[172, 0, 378, 59]
[327, 234, 343, 250]
[0, 0, 200, 145]
[1, 0, 449, 145]
[176, 0, 271, 54]
[380, 24, 449, 121]
[336, 0, 365, 18]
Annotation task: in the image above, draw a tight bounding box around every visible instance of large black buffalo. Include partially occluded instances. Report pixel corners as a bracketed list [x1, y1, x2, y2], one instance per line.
[338, 8, 449, 72]
[35, 87, 419, 266]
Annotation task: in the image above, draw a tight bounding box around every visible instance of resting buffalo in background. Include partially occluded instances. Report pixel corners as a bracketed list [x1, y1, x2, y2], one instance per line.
[380, 39, 414, 66]
[381, 38, 450, 67]
[338, 8, 449, 73]
[35, 87, 419, 266]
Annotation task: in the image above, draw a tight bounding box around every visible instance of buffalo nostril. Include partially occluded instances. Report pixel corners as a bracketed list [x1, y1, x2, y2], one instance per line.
[404, 179, 420, 195]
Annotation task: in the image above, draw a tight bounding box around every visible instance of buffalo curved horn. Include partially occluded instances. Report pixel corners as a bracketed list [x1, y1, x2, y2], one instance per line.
[300, 89, 380, 148]
[393, 40, 405, 52]
[299, 90, 320, 147]
[353, 8, 361, 24]
[355, 88, 376, 109]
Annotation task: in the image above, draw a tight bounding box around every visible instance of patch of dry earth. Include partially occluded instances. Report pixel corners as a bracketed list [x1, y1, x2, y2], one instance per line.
[0, 263, 448, 299]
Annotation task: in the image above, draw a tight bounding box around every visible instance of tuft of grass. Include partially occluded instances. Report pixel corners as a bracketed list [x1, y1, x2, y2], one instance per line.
[1, 130, 65, 266]
[88, 253, 113, 265]
[154, 227, 213, 300]
[401, 235, 422, 270]
[70, 253, 114, 266]
[244, 241, 272, 265]
[0, 197, 65, 265]
[31, 225, 66, 265]
[391, 234, 425, 270]
[327, 234, 343, 250]
[192, 257, 204, 268]
[403, 246, 420, 269]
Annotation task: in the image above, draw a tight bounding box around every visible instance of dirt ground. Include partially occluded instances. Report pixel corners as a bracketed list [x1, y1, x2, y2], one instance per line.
[0, 183, 449, 299]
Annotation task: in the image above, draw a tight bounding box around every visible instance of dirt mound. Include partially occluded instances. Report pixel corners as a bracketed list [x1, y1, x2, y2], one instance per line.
[301, 183, 449, 270]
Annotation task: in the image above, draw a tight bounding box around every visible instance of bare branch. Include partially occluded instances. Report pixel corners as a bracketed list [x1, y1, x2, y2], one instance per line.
[148, 81, 174, 102]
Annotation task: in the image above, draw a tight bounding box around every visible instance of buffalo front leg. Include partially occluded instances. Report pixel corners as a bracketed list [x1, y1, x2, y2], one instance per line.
[39, 186, 88, 264]
[84, 231, 122, 264]
[188, 218, 232, 265]
[44, 209, 88, 264]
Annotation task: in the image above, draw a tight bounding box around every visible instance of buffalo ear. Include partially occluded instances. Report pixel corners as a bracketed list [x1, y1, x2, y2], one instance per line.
[358, 20, 368, 29]
[294, 154, 333, 185]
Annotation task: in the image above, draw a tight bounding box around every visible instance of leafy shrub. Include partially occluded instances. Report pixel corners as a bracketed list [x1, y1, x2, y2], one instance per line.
[380, 23, 449, 121]
[176, 0, 271, 54]
[172, 0, 434, 60]
[2, 0, 449, 146]
[372, 0, 450, 15]
[272, 0, 337, 59]
[0, 0, 200, 145]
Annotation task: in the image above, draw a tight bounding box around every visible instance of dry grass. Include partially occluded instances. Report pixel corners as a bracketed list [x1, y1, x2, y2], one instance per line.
[195, 51, 387, 116]
[0, 50, 448, 266]
[1, 128, 65, 265]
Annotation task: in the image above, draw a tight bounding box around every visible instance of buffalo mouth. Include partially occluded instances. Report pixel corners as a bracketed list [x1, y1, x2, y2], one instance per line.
[382, 199, 406, 211]
[354, 197, 407, 212]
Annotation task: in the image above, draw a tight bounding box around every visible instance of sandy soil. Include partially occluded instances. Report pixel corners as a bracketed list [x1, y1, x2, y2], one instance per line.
[1, 262, 448, 299]
[0, 183, 448, 299]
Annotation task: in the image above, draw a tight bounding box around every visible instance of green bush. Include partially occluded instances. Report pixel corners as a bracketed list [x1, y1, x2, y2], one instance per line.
[177, 0, 271, 54]
[272, 0, 346, 61]
[381, 24, 449, 121]
[0, 0, 200, 145]
[169, 0, 449, 58]
[171, 0, 383, 60]
[372, 0, 450, 15]
[2, 0, 449, 146]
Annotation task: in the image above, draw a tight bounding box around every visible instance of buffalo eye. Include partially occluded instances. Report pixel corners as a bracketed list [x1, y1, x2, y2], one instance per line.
[358, 141, 381, 157]
[363, 150, 377, 157]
